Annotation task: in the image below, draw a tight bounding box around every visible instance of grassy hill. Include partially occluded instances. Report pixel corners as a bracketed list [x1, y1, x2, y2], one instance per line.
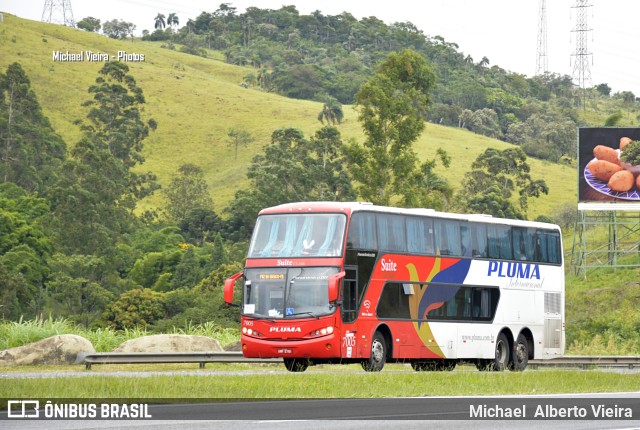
[0, 13, 575, 219]
[1, 14, 639, 355]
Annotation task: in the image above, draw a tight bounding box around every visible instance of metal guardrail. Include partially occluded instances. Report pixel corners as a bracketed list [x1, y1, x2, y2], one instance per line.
[529, 356, 640, 370]
[84, 352, 640, 370]
[84, 352, 279, 370]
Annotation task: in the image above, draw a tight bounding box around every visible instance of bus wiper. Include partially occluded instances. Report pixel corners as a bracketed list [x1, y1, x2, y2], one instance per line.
[249, 313, 277, 322]
[288, 312, 319, 319]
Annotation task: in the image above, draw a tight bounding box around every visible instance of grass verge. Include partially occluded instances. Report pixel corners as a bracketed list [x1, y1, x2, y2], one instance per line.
[2, 366, 640, 401]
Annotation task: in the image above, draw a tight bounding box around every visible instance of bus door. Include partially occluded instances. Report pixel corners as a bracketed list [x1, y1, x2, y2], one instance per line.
[341, 266, 358, 358]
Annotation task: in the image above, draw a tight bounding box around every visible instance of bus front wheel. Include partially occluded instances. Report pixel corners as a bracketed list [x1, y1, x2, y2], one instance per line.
[362, 331, 386, 372]
[284, 358, 309, 372]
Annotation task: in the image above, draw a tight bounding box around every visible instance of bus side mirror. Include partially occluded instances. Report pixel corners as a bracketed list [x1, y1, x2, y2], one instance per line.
[224, 272, 243, 306]
[328, 271, 345, 303]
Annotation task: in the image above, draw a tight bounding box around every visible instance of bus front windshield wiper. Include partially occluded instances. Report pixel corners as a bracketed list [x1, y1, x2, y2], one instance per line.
[248, 313, 277, 322]
[287, 311, 319, 319]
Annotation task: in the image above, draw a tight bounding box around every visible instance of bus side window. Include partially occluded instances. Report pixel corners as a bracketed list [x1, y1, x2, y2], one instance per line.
[536, 230, 561, 264]
[347, 213, 377, 250]
[471, 223, 488, 258]
[406, 217, 434, 254]
[488, 225, 512, 260]
[435, 219, 460, 256]
[512, 228, 526, 260]
[460, 223, 472, 257]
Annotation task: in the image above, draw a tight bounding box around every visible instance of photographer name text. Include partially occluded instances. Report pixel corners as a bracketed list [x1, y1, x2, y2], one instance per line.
[470, 403, 633, 419]
[52, 50, 145, 62]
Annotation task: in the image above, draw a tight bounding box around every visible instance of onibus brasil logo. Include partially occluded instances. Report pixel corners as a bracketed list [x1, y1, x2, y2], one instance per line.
[6, 400, 152, 419]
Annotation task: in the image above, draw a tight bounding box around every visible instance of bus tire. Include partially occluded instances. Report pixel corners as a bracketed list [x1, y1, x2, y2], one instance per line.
[492, 333, 510, 371]
[511, 333, 529, 371]
[284, 358, 309, 372]
[362, 331, 386, 372]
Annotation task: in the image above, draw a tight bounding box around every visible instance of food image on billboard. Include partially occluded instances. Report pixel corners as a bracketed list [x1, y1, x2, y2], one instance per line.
[578, 128, 640, 202]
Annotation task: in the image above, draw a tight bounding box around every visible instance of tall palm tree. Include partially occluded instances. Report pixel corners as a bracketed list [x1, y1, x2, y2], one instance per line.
[154, 13, 166, 30]
[167, 13, 179, 28]
[317, 98, 344, 125]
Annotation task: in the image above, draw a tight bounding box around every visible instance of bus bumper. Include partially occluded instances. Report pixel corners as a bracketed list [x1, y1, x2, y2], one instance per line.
[241, 334, 340, 359]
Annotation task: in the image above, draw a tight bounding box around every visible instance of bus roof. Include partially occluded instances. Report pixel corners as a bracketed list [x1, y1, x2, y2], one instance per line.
[257, 202, 561, 231]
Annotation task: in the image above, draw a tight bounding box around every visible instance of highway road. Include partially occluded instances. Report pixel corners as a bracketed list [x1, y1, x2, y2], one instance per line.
[2, 393, 640, 430]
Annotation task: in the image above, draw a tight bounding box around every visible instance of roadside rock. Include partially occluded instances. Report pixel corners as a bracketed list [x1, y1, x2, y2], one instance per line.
[113, 334, 223, 352]
[224, 341, 241, 351]
[0, 334, 95, 366]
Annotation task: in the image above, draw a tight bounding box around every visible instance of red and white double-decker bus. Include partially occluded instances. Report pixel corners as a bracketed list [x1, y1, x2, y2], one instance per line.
[224, 202, 564, 372]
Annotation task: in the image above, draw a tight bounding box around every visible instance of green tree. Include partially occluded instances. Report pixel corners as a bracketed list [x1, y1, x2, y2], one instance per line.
[0, 183, 52, 320]
[179, 208, 220, 246]
[170, 247, 203, 290]
[226, 128, 254, 160]
[317, 97, 344, 125]
[163, 163, 213, 222]
[401, 148, 453, 210]
[226, 127, 355, 238]
[459, 108, 502, 139]
[195, 261, 244, 323]
[50, 61, 157, 256]
[129, 250, 181, 290]
[77, 17, 101, 32]
[347, 49, 435, 205]
[167, 13, 179, 29]
[102, 19, 136, 39]
[210, 232, 229, 270]
[457, 147, 548, 219]
[273, 64, 329, 99]
[46, 254, 115, 328]
[309, 126, 355, 200]
[506, 112, 576, 162]
[154, 13, 166, 30]
[99, 288, 166, 330]
[604, 112, 623, 127]
[595, 83, 612, 97]
[0, 63, 67, 194]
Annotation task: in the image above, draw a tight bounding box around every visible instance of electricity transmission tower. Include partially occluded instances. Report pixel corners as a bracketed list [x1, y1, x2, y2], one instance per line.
[571, 0, 593, 107]
[535, 0, 548, 76]
[41, 0, 76, 27]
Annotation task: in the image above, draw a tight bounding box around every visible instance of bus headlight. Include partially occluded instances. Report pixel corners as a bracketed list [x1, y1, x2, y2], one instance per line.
[242, 327, 263, 337]
[308, 326, 335, 338]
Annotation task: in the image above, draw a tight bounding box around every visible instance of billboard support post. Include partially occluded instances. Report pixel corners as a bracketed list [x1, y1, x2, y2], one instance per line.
[571, 204, 640, 277]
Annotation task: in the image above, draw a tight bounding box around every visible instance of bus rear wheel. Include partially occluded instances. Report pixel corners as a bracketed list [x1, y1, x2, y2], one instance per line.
[492, 333, 510, 371]
[362, 331, 386, 372]
[284, 358, 309, 372]
[510, 333, 529, 371]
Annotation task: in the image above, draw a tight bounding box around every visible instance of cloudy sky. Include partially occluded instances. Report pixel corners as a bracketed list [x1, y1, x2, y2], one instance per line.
[1, 0, 638, 95]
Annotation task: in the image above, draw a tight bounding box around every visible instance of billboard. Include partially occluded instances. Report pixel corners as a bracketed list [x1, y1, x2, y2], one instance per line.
[578, 128, 640, 202]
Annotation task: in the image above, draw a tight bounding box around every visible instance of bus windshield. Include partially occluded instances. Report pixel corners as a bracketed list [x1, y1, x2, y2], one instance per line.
[243, 267, 338, 319]
[248, 213, 346, 258]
